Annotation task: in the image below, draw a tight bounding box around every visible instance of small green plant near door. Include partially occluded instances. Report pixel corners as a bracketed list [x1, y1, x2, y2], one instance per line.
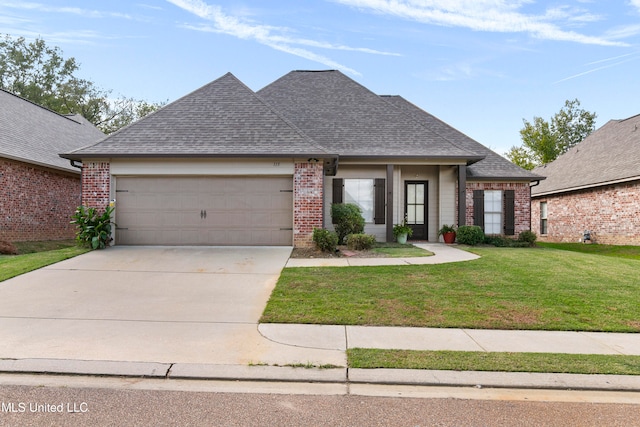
[71, 206, 115, 249]
[392, 218, 413, 244]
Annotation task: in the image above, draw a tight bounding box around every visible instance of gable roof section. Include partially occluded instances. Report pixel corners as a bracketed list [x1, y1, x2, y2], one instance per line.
[532, 114, 640, 196]
[383, 95, 543, 181]
[257, 70, 481, 161]
[63, 73, 330, 160]
[0, 89, 104, 173]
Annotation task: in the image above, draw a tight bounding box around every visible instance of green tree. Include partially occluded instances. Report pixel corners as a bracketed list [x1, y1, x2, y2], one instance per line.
[506, 99, 597, 170]
[0, 34, 162, 133]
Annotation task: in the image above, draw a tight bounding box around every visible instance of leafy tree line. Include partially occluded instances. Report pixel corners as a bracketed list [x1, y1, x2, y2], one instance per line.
[506, 99, 597, 170]
[0, 34, 163, 134]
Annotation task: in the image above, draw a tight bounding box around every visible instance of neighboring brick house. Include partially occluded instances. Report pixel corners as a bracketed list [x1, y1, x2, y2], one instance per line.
[531, 113, 640, 245]
[0, 89, 104, 242]
[62, 70, 541, 248]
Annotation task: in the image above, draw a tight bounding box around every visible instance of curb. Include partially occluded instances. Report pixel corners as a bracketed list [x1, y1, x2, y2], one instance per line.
[1, 359, 639, 392]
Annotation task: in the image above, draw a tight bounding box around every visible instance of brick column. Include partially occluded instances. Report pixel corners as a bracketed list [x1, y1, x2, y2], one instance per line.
[293, 161, 324, 248]
[81, 161, 111, 210]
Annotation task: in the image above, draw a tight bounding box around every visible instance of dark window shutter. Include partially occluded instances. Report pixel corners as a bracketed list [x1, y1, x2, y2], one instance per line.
[333, 178, 343, 204]
[473, 190, 484, 229]
[332, 178, 343, 224]
[374, 178, 385, 224]
[504, 190, 515, 236]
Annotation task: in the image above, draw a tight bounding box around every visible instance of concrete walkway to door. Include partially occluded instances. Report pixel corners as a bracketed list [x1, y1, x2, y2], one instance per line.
[0, 246, 345, 370]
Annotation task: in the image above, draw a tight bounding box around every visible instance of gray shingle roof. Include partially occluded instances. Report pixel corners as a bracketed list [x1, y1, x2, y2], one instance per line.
[0, 89, 104, 173]
[532, 114, 640, 196]
[257, 70, 481, 160]
[383, 95, 543, 181]
[63, 73, 329, 159]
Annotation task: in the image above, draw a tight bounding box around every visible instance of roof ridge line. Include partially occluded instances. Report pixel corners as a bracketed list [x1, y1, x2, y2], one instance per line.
[0, 87, 86, 125]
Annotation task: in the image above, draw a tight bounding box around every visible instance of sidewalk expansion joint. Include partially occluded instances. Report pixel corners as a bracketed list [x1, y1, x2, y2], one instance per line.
[165, 363, 174, 379]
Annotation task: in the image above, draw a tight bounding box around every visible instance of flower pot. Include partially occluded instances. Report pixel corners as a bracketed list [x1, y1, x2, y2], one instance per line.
[442, 231, 456, 244]
[396, 233, 408, 244]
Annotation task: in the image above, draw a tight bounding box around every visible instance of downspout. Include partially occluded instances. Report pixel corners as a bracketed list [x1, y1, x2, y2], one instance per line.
[529, 180, 541, 231]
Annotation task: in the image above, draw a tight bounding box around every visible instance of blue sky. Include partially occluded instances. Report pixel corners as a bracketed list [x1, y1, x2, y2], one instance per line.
[2, 0, 639, 155]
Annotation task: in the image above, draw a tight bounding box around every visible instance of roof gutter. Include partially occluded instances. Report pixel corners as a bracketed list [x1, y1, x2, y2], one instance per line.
[69, 159, 82, 169]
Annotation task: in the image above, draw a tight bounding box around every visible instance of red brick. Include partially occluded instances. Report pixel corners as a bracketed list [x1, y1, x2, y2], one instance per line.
[0, 158, 80, 241]
[532, 181, 640, 245]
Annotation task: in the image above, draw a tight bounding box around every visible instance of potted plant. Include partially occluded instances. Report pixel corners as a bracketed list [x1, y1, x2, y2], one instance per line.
[393, 218, 413, 244]
[438, 224, 457, 244]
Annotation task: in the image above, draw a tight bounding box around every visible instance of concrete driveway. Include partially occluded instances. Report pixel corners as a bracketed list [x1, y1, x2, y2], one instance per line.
[0, 247, 345, 367]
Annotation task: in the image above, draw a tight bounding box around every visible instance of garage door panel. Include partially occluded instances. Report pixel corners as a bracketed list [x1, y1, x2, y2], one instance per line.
[116, 176, 293, 246]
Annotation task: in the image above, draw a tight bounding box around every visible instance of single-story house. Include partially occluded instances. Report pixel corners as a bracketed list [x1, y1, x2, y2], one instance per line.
[61, 70, 542, 247]
[0, 89, 104, 242]
[531, 113, 640, 245]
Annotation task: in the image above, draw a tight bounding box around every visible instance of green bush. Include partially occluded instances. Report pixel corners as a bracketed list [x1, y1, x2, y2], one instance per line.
[331, 203, 365, 244]
[71, 206, 115, 250]
[484, 235, 513, 247]
[518, 230, 538, 246]
[345, 234, 376, 250]
[312, 228, 339, 253]
[456, 225, 484, 246]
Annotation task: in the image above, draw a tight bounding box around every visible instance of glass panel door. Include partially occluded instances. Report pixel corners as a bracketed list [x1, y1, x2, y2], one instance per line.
[404, 181, 428, 240]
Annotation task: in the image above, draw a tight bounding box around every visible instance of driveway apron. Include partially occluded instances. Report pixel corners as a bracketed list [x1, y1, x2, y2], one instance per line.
[0, 247, 345, 366]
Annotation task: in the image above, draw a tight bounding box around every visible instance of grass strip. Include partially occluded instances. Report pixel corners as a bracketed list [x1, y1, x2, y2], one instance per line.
[348, 348, 640, 375]
[0, 246, 90, 282]
[370, 244, 433, 258]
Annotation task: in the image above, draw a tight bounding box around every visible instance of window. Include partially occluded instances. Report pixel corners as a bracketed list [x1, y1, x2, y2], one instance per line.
[344, 179, 374, 223]
[484, 190, 502, 235]
[540, 202, 548, 235]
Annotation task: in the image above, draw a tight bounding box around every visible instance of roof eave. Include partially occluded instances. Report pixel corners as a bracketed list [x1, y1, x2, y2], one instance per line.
[3, 153, 80, 174]
[59, 152, 338, 161]
[532, 175, 640, 198]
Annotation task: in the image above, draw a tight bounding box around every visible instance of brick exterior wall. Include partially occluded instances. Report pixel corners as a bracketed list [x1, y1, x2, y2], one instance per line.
[0, 158, 80, 242]
[532, 181, 640, 245]
[465, 182, 531, 235]
[81, 161, 111, 211]
[293, 161, 324, 248]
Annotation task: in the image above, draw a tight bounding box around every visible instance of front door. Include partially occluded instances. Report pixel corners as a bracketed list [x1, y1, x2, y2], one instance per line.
[405, 181, 428, 240]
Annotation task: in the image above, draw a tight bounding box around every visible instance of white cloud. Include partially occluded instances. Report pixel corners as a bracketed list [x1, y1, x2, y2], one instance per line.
[166, 0, 399, 75]
[0, 1, 132, 19]
[330, 0, 627, 46]
[631, 0, 640, 12]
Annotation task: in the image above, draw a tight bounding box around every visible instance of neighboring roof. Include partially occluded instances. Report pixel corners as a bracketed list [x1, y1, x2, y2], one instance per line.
[0, 89, 104, 173]
[383, 95, 543, 181]
[257, 70, 481, 161]
[63, 73, 330, 160]
[532, 114, 640, 196]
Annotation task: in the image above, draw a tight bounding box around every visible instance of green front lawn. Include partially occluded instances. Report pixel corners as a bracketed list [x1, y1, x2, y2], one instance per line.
[0, 246, 90, 282]
[348, 349, 640, 375]
[538, 242, 640, 260]
[261, 246, 640, 332]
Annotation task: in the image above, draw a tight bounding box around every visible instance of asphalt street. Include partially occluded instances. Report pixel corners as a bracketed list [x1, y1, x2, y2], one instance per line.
[1, 375, 639, 426]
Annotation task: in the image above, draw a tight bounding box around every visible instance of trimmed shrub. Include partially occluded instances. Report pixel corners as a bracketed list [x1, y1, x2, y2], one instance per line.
[456, 225, 484, 246]
[345, 234, 376, 251]
[518, 230, 538, 246]
[312, 228, 338, 253]
[483, 235, 513, 247]
[331, 203, 365, 244]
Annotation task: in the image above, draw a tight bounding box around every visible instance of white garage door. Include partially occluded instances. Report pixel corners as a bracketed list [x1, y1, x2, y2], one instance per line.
[115, 176, 293, 246]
